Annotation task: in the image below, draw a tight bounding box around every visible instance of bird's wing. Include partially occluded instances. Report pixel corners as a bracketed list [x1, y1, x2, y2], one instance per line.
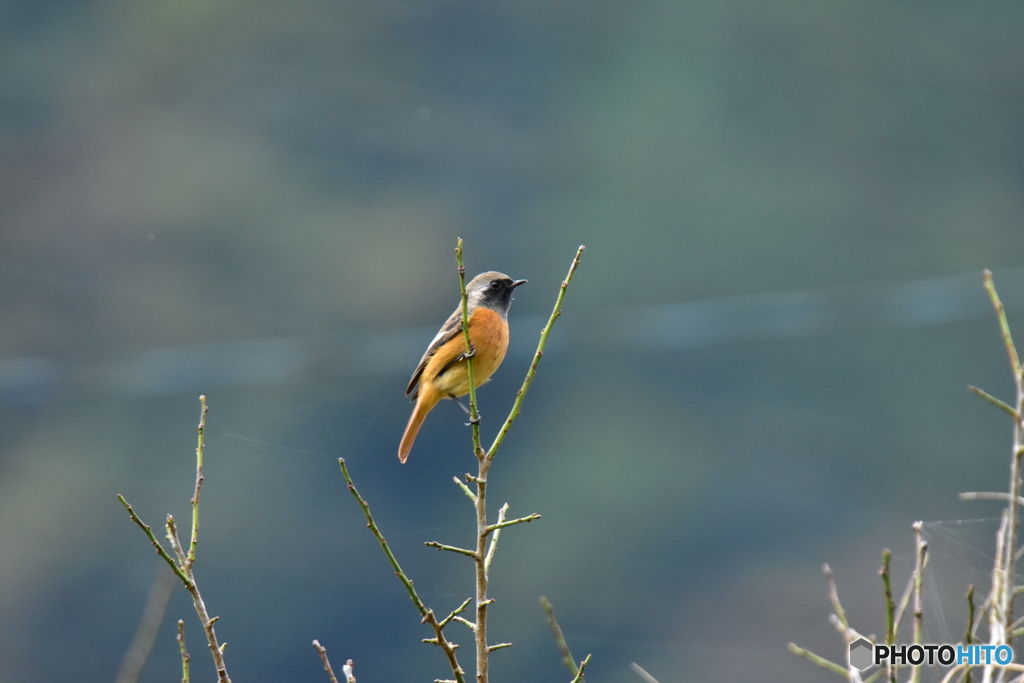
[406, 305, 466, 397]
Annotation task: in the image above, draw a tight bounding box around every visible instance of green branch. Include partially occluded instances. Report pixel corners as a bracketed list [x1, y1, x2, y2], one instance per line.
[541, 596, 578, 677]
[339, 458, 466, 683]
[425, 541, 478, 559]
[984, 270, 1021, 379]
[968, 385, 1018, 419]
[187, 396, 208, 567]
[453, 476, 477, 502]
[880, 550, 896, 644]
[178, 620, 190, 683]
[118, 396, 230, 683]
[454, 238, 483, 458]
[569, 653, 593, 683]
[438, 598, 474, 629]
[117, 495, 190, 585]
[486, 513, 541, 532]
[487, 245, 585, 461]
[787, 643, 848, 677]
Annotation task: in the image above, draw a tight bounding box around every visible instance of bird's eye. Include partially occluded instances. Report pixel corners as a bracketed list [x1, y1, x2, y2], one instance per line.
[490, 281, 502, 289]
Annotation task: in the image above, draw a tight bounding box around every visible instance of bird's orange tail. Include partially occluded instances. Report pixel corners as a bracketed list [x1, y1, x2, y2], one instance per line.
[398, 388, 441, 463]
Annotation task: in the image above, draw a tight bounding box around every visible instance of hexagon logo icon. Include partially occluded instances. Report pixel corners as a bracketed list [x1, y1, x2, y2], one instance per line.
[849, 638, 873, 670]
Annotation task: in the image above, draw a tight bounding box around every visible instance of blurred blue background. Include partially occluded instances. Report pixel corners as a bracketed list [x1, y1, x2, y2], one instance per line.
[3, 1, 1024, 681]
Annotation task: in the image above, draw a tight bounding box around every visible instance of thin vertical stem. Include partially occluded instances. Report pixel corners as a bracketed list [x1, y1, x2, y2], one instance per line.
[541, 597, 579, 677]
[452, 242, 584, 683]
[455, 238, 484, 459]
[984, 270, 1020, 378]
[475, 455, 490, 683]
[177, 620, 190, 683]
[312, 640, 341, 683]
[187, 395, 208, 568]
[454, 238, 489, 682]
[910, 521, 927, 683]
[880, 550, 896, 646]
[983, 272, 1024, 641]
[966, 585, 975, 683]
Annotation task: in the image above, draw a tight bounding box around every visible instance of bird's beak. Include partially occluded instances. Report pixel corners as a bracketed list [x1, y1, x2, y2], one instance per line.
[510, 279, 527, 289]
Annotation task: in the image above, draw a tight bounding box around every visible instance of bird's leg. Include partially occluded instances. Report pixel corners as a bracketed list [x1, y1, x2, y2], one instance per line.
[450, 395, 480, 425]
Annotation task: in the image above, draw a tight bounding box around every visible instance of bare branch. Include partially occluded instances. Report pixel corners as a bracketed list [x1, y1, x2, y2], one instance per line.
[438, 598, 474, 629]
[984, 270, 1021, 378]
[823, 563, 849, 632]
[453, 476, 477, 503]
[425, 541, 478, 559]
[452, 616, 476, 631]
[177, 620, 190, 683]
[454, 239, 483, 459]
[486, 245, 585, 461]
[339, 458, 465, 683]
[630, 662, 662, 683]
[541, 596, 579, 677]
[116, 496, 189, 585]
[968, 385, 1019, 419]
[787, 643, 848, 677]
[187, 396, 208, 568]
[880, 550, 896, 646]
[483, 504, 509, 575]
[117, 397, 230, 682]
[910, 522, 928, 683]
[312, 640, 341, 683]
[486, 513, 542, 533]
[960, 491, 1024, 506]
[569, 653, 593, 683]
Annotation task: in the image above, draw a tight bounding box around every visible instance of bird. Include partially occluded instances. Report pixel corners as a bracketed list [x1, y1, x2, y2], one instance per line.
[398, 271, 527, 462]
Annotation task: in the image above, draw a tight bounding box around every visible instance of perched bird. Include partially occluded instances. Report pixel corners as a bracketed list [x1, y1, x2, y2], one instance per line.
[399, 271, 527, 462]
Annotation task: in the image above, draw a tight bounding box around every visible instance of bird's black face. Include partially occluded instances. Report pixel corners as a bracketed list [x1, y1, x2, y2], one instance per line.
[478, 277, 527, 312]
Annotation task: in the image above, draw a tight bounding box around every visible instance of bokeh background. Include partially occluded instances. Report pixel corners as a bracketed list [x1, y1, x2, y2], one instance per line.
[3, 1, 1024, 681]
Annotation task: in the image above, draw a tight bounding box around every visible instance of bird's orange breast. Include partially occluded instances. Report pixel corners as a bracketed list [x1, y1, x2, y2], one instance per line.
[423, 307, 509, 398]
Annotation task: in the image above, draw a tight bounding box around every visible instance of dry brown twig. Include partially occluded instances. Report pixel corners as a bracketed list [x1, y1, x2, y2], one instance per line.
[313, 641, 354, 683]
